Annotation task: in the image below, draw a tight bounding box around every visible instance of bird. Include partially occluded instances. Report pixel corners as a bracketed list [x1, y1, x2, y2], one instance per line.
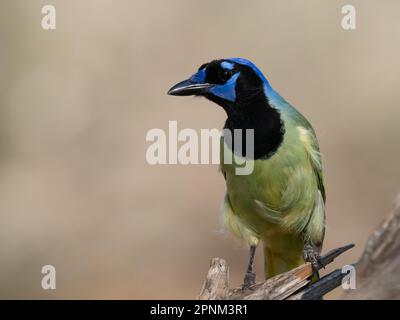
[168, 58, 325, 288]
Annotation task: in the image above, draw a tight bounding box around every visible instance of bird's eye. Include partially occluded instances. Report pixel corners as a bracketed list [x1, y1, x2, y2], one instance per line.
[219, 69, 233, 82]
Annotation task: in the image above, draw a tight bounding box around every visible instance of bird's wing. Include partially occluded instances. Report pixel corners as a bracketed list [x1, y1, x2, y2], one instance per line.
[221, 193, 260, 246]
[297, 126, 326, 203]
[256, 121, 326, 245]
[271, 97, 326, 202]
[296, 125, 326, 246]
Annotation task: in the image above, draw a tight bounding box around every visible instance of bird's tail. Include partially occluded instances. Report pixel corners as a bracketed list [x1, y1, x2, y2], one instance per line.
[263, 244, 320, 285]
[263, 244, 304, 279]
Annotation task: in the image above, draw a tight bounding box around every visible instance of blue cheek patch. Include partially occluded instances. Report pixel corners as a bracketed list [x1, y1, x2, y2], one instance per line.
[209, 72, 240, 102]
[221, 61, 234, 70]
[190, 69, 206, 83]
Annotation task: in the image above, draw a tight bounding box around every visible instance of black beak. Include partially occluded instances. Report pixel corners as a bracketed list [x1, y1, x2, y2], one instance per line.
[167, 79, 214, 96]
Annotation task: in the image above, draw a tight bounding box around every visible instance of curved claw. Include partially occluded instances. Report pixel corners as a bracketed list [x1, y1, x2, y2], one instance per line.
[303, 244, 324, 273]
[242, 271, 256, 290]
[311, 255, 326, 271]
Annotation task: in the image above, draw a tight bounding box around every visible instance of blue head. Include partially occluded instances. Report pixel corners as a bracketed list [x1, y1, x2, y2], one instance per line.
[168, 58, 278, 115]
[168, 58, 286, 160]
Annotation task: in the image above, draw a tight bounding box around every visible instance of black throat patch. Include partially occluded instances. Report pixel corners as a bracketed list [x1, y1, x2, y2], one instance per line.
[205, 63, 285, 160]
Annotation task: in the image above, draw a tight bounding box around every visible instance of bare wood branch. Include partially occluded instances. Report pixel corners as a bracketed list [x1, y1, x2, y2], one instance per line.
[319, 244, 354, 267]
[198, 258, 229, 300]
[198, 244, 354, 300]
[289, 265, 355, 300]
[229, 263, 312, 300]
[343, 194, 400, 300]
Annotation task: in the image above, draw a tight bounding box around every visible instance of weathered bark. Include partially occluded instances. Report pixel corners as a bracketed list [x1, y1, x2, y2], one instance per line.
[343, 194, 400, 300]
[197, 258, 230, 300]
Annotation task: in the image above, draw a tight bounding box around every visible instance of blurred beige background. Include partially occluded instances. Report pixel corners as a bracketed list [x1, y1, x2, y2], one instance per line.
[0, 0, 399, 299]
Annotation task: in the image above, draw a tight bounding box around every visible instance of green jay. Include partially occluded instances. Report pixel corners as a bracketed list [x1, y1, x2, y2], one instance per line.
[168, 58, 325, 288]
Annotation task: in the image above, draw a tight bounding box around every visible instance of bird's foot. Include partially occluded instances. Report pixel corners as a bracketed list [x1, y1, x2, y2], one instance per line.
[303, 244, 325, 274]
[242, 271, 256, 290]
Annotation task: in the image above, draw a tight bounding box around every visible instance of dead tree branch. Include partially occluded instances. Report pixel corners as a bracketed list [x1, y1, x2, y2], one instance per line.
[343, 194, 400, 299]
[198, 244, 354, 300]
